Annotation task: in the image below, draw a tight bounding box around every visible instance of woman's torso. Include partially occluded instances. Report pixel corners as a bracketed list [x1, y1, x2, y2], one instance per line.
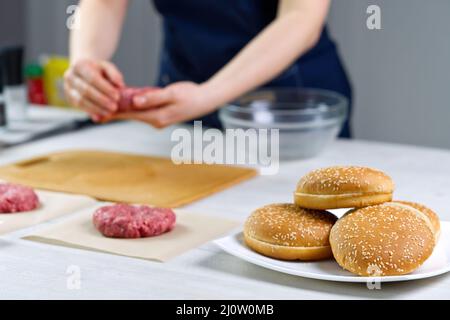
[152, 0, 352, 136]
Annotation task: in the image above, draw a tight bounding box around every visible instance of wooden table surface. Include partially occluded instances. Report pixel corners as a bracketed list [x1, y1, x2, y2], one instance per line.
[0, 119, 449, 299]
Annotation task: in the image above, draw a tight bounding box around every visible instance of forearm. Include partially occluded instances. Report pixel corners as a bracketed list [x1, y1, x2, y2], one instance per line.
[203, 0, 330, 107]
[70, 0, 128, 63]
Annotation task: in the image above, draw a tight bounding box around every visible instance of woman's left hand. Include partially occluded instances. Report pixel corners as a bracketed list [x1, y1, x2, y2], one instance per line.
[105, 81, 217, 128]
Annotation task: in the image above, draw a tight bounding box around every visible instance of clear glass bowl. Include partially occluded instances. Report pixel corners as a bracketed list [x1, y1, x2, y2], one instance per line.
[219, 88, 348, 160]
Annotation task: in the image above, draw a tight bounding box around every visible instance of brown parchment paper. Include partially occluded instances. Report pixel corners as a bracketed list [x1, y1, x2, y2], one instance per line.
[0, 189, 97, 235]
[0, 150, 257, 208]
[23, 203, 240, 262]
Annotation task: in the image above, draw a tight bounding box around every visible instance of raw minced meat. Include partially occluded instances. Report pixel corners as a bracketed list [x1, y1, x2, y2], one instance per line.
[118, 87, 159, 112]
[0, 183, 40, 213]
[93, 204, 176, 238]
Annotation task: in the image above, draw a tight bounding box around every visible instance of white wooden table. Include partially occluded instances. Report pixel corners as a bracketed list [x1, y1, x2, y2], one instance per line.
[0, 120, 449, 299]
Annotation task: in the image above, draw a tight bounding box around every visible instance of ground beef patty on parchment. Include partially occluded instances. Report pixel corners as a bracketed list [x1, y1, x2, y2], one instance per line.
[93, 204, 176, 238]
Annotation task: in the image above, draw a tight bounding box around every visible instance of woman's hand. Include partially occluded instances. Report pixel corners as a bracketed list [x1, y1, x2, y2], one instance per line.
[64, 59, 125, 122]
[107, 81, 217, 128]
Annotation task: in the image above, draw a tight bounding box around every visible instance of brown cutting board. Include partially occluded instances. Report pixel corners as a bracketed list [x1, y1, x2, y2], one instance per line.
[0, 150, 257, 207]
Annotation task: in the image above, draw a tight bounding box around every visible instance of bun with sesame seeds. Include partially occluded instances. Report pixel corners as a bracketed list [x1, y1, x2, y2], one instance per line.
[329, 203, 435, 276]
[294, 166, 395, 210]
[393, 200, 440, 241]
[243, 203, 338, 261]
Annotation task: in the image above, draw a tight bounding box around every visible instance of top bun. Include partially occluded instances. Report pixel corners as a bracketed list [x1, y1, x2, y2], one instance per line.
[294, 166, 395, 209]
[244, 203, 337, 261]
[330, 202, 435, 276]
[394, 201, 440, 241]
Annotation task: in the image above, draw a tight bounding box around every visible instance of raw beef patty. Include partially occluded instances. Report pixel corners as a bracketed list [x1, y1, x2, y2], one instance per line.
[93, 204, 176, 238]
[0, 183, 40, 213]
[118, 87, 159, 112]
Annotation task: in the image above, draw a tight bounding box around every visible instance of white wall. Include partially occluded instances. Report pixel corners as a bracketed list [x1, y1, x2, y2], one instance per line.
[112, 0, 161, 86]
[328, 0, 450, 149]
[0, 0, 25, 47]
[22, 0, 450, 149]
[25, 0, 70, 60]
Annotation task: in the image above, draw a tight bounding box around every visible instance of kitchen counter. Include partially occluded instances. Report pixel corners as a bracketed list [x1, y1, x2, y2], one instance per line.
[0, 120, 450, 299]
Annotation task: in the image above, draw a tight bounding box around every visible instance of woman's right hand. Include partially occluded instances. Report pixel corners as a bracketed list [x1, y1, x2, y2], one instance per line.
[64, 59, 125, 122]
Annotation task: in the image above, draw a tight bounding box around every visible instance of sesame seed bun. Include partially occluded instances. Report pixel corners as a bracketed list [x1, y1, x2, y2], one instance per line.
[393, 201, 440, 241]
[330, 203, 435, 276]
[294, 166, 395, 210]
[243, 203, 337, 261]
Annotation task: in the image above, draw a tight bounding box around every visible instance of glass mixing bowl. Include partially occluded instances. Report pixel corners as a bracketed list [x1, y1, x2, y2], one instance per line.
[219, 88, 348, 160]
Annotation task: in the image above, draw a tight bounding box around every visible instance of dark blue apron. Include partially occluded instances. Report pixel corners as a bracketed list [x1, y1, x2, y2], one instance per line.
[152, 0, 352, 138]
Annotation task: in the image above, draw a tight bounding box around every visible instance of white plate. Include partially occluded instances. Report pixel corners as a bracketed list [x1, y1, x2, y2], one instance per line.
[215, 221, 450, 283]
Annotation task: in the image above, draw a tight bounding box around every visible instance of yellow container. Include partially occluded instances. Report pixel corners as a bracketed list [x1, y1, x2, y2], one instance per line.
[42, 56, 70, 107]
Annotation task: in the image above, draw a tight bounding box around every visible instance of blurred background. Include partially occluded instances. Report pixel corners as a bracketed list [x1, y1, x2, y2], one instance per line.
[1, 0, 449, 149]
